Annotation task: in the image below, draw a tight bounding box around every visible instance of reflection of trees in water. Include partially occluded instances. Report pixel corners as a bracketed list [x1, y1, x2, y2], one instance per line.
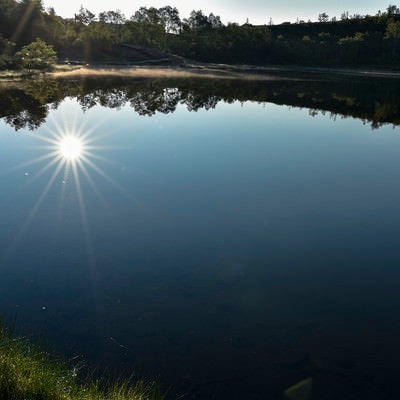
[78, 89, 129, 111]
[1, 76, 399, 131]
[5, 108, 47, 131]
[184, 91, 221, 112]
[0, 89, 49, 130]
[130, 88, 181, 115]
[77, 87, 182, 115]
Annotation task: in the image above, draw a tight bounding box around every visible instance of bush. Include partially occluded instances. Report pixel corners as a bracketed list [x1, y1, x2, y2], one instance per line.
[14, 38, 57, 70]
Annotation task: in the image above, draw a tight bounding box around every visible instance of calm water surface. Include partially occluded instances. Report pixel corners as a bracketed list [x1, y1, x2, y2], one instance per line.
[1, 76, 400, 399]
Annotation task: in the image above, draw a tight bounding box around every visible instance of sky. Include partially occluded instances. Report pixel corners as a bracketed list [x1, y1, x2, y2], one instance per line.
[42, 0, 392, 25]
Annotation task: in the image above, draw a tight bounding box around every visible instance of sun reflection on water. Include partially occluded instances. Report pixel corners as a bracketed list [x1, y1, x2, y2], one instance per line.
[0, 107, 130, 324]
[58, 136, 84, 161]
[3, 109, 124, 264]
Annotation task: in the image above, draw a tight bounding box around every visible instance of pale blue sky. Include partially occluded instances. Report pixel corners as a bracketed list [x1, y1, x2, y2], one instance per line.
[43, 0, 392, 24]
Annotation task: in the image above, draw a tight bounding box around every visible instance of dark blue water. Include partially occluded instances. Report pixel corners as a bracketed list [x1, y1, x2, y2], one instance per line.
[1, 81, 400, 399]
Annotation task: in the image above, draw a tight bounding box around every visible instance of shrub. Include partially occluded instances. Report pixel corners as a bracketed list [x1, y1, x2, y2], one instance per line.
[14, 38, 57, 70]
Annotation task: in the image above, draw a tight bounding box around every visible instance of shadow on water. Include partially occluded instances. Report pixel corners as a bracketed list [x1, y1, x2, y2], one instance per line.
[1, 74, 400, 131]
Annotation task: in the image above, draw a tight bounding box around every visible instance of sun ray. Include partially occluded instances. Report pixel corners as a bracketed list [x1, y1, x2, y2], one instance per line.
[71, 156, 104, 323]
[85, 145, 130, 151]
[79, 120, 104, 142]
[76, 158, 108, 208]
[30, 131, 61, 146]
[1, 159, 65, 265]
[83, 119, 123, 144]
[6, 154, 63, 205]
[83, 151, 122, 166]
[47, 116, 69, 142]
[4, 151, 58, 174]
[70, 159, 101, 306]
[11, 1, 36, 43]
[23, 154, 63, 186]
[25, 159, 66, 225]
[57, 161, 71, 218]
[81, 156, 125, 193]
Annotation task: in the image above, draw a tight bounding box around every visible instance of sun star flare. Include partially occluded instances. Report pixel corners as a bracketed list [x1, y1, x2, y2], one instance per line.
[59, 136, 83, 161]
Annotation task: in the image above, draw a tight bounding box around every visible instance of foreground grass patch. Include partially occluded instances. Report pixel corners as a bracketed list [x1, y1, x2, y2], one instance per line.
[0, 325, 163, 400]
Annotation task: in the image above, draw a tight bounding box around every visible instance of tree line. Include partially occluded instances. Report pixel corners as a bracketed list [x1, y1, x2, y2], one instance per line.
[0, 0, 400, 68]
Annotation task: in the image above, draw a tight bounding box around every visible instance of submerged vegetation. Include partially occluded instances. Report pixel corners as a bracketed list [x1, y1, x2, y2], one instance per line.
[0, 1, 400, 68]
[0, 324, 163, 400]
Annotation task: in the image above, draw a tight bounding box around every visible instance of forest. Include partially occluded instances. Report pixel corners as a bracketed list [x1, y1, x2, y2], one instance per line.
[0, 0, 400, 68]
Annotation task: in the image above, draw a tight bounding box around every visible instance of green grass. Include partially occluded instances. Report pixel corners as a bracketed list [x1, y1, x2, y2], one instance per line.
[0, 324, 164, 400]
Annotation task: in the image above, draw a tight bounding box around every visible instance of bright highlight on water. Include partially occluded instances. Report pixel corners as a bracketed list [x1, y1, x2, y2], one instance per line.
[59, 136, 83, 161]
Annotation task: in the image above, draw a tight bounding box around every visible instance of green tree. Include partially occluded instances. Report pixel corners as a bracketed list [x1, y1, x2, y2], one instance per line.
[386, 4, 400, 16]
[14, 38, 57, 69]
[318, 12, 329, 22]
[158, 6, 181, 33]
[0, 0, 18, 39]
[385, 19, 400, 39]
[385, 19, 400, 54]
[183, 10, 212, 31]
[98, 9, 125, 24]
[128, 7, 166, 48]
[75, 6, 96, 25]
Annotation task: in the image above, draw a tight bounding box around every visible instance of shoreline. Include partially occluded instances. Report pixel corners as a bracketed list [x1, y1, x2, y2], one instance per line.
[1, 63, 400, 81]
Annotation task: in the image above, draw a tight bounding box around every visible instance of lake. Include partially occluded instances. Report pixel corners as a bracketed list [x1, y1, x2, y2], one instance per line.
[0, 74, 400, 399]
